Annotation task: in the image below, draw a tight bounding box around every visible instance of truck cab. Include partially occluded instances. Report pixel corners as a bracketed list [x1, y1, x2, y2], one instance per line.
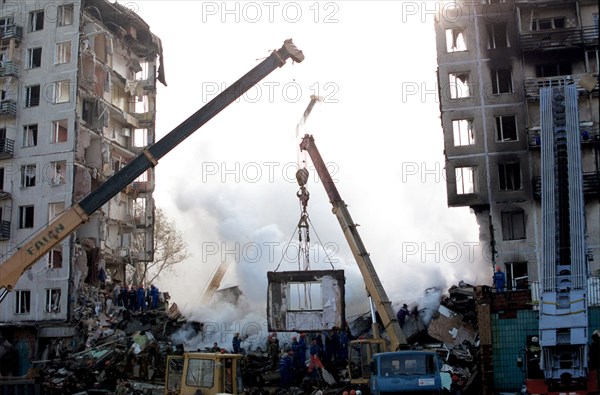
[369, 351, 446, 395]
[165, 352, 244, 395]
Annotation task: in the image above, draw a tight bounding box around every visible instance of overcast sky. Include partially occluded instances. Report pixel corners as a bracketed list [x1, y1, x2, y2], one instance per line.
[126, 1, 487, 328]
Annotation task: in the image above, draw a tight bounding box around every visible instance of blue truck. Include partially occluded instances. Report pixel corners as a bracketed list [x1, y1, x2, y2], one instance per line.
[369, 351, 448, 395]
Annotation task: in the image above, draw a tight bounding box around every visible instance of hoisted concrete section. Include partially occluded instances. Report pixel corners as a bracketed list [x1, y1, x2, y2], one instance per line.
[267, 270, 346, 332]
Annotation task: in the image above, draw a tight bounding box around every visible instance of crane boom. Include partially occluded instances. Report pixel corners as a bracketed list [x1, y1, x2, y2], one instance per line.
[299, 134, 407, 350]
[0, 39, 304, 303]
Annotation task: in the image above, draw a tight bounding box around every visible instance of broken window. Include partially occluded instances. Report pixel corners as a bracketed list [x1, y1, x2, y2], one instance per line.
[585, 50, 599, 73]
[185, 358, 215, 387]
[449, 72, 471, 99]
[19, 205, 34, 228]
[27, 47, 42, 69]
[506, 261, 528, 290]
[452, 119, 475, 146]
[52, 119, 68, 143]
[15, 290, 31, 314]
[495, 115, 517, 141]
[58, 4, 74, 26]
[48, 202, 65, 221]
[532, 17, 566, 30]
[133, 128, 149, 147]
[501, 209, 526, 240]
[455, 167, 476, 194]
[50, 161, 66, 185]
[82, 99, 98, 125]
[498, 162, 521, 191]
[491, 68, 513, 94]
[535, 63, 572, 78]
[55, 41, 71, 64]
[29, 10, 44, 32]
[23, 124, 38, 147]
[112, 155, 126, 172]
[25, 84, 40, 107]
[48, 246, 63, 269]
[446, 28, 467, 52]
[45, 288, 61, 313]
[267, 270, 345, 332]
[487, 23, 508, 49]
[289, 282, 323, 310]
[53, 80, 71, 104]
[20, 164, 36, 187]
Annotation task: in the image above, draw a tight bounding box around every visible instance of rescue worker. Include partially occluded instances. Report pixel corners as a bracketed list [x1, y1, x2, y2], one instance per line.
[493, 265, 506, 292]
[396, 303, 409, 327]
[232, 332, 241, 353]
[268, 337, 280, 370]
[150, 285, 159, 309]
[136, 284, 146, 311]
[308, 339, 324, 377]
[279, 349, 294, 388]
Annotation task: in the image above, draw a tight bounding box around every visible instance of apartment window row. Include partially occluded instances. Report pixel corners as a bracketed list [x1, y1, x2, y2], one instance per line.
[447, 68, 513, 99]
[28, 5, 74, 33]
[14, 288, 63, 314]
[18, 161, 67, 188]
[451, 115, 518, 146]
[445, 22, 509, 54]
[454, 161, 522, 195]
[25, 80, 72, 107]
[26, 42, 72, 69]
[16, 200, 66, 230]
[20, 120, 69, 148]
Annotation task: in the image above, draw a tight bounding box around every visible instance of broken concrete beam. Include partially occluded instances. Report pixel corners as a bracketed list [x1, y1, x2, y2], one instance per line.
[427, 305, 477, 346]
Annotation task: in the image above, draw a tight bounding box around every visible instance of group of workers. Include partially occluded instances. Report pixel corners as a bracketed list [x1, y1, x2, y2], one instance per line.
[112, 283, 160, 311]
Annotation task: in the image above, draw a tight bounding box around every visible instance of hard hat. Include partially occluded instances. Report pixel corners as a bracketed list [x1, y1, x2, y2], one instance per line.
[350, 390, 356, 395]
[355, 391, 362, 395]
[300, 333, 306, 337]
[496, 265, 502, 271]
[531, 336, 539, 343]
[594, 330, 600, 337]
[343, 392, 349, 395]
[292, 336, 297, 340]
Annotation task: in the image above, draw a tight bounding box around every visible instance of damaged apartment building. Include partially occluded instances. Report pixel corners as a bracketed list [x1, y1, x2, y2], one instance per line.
[0, 0, 164, 374]
[435, 0, 598, 392]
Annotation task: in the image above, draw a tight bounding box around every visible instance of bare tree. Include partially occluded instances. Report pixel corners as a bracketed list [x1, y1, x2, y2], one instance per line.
[129, 207, 189, 285]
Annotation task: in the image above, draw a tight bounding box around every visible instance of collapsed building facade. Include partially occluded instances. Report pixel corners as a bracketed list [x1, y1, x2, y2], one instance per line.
[0, 0, 164, 376]
[435, 0, 599, 392]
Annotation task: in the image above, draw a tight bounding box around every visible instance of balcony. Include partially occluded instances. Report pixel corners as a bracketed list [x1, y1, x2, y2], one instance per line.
[520, 26, 598, 51]
[523, 74, 599, 100]
[0, 220, 10, 240]
[0, 100, 17, 118]
[0, 61, 19, 78]
[528, 123, 600, 148]
[0, 138, 14, 159]
[0, 24, 23, 42]
[532, 172, 600, 199]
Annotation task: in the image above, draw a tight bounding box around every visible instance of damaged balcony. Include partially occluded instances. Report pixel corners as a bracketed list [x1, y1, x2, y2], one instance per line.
[0, 24, 23, 42]
[527, 122, 599, 147]
[523, 74, 599, 100]
[0, 100, 16, 118]
[519, 26, 599, 51]
[0, 61, 19, 78]
[0, 137, 14, 159]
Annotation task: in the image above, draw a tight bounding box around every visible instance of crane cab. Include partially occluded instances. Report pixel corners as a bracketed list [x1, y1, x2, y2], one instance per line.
[349, 338, 386, 385]
[165, 352, 244, 395]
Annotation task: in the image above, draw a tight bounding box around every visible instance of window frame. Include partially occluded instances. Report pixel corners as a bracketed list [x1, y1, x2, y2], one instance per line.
[446, 27, 467, 53]
[491, 68, 513, 94]
[455, 166, 476, 195]
[25, 84, 41, 107]
[29, 10, 44, 32]
[51, 119, 68, 143]
[55, 41, 72, 65]
[15, 290, 31, 314]
[495, 115, 518, 142]
[18, 205, 34, 228]
[501, 210, 526, 240]
[452, 119, 475, 146]
[50, 161, 66, 185]
[26, 47, 42, 69]
[498, 162, 522, 191]
[45, 288, 62, 313]
[20, 164, 36, 188]
[52, 80, 71, 104]
[505, 261, 529, 290]
[487, 23, 509, 49]
[57, 4, 74, 27]
[23, 124, 38, 147]
[48, 246, 63, 269]
[448, 72, 471, 99]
